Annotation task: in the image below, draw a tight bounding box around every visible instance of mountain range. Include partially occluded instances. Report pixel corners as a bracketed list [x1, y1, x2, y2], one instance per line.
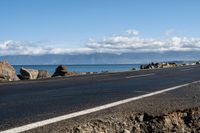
[0, 51, 199, 65]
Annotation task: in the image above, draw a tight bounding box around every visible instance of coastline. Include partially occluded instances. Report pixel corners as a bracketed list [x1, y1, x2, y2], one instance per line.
[1, 60, 200, 83]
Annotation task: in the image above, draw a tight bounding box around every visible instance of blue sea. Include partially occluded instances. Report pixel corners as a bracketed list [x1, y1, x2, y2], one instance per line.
[13, 64, 141, 75]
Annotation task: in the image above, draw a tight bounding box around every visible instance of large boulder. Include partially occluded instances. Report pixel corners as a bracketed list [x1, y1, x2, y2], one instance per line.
[0, 61, 19, 82]
[37, 70, 51, 79]
[52, 65, 69, 77]
[195, 61, 200, 65]
[20, 67, 39, 80]
[52, 65, 78, 77]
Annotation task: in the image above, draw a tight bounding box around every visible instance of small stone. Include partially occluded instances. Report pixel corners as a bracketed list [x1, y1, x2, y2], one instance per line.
[136, 114, 144, 122]
[130, 115, 136, 121]
[183, 112, 188, 117]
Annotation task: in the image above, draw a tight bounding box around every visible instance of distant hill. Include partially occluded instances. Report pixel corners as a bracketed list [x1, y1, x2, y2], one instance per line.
[0, 51, 199, 65]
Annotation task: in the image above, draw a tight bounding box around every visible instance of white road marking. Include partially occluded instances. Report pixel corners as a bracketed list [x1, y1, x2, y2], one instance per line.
[126, 73, 155, 79]
[180, 68, 194, 72]
[1, 80, 200, 133]
[97, 73, 155, 81]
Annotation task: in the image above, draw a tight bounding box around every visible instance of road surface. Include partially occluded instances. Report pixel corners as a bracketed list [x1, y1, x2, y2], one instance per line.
[0, 65, 200, 132]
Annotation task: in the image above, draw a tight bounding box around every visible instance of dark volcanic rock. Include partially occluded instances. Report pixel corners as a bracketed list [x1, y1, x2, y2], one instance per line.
[52, 65, 78, 77]
[140, 62, 177, 70]
[132, 68, 136, 70]
[17, 74, 24, 80]
[0, 61, 19, 82]
[37, 70, 51, 79]
[52, 65, 69, 77]
[196, 61, 200, 65]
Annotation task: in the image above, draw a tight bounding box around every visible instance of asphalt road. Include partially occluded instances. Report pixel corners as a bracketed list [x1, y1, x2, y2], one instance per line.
[1, 65, 200, 131]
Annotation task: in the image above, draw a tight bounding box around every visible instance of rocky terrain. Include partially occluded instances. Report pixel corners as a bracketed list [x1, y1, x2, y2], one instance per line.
[0, 61, 19, 81]
[66, 107, 200, 133]
[140, 61, 200, 70]
[140, 62, 178, 69]
[0, 61, 78, 82]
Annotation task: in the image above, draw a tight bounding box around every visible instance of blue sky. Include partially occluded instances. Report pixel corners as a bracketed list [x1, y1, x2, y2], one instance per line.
[0, 0, 200, 55]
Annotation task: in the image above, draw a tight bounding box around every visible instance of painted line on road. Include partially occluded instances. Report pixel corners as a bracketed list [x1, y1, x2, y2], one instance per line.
[180, 68, 194, 72]
[1, 80, 200, 133]
[126, 73, 155, 79]
[97, 73, 155, 81]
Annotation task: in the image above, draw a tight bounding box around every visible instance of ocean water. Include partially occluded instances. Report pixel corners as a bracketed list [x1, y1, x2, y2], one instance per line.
[13, 64, 141, 75]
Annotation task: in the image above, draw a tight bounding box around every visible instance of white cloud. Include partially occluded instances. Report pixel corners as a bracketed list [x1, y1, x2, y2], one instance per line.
[87, 30, 200, 53]
[0, 40, 48, 55]
[1, 29, 200, 55]
[48, 47, 94, 54]
[0, 40, 93, 55]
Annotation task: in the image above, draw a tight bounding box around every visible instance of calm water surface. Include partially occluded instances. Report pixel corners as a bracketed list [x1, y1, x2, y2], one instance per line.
[14, 64, 141, 74]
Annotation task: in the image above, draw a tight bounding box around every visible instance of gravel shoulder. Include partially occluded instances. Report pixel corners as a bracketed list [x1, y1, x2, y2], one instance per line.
[25, 82, 200, 133]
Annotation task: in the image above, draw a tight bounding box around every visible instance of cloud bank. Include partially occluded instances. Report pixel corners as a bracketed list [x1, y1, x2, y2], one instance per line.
[0, 40, 93, 55]
[1, 29, 200, 55]
[88, 34, 200, 53]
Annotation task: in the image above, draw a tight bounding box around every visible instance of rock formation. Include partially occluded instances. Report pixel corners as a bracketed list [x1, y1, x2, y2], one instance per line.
[20, 67, 39, 80]
[140, 62, 177, 70]
[20, 68, 51, 80]
[37, 70, 51, 79]
[52, 65, 68, 77]
[0, 61, 19, 82]
[52, 65, 78, 77]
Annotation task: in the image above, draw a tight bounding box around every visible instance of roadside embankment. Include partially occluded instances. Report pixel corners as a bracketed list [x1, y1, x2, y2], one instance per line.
[66, 107, 200, 133]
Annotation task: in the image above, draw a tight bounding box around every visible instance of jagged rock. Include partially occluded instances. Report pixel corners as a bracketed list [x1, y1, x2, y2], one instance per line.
[140, 62, 177, 70]
[37, 70, 51, 79]
[52, 65, 68, 77]
[52, 65, 78, 77]
[136, 114, 144, 122]
[0, 61, 18, 82]
[196, 61, 200, 65]
[20, 67, 39, 80]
